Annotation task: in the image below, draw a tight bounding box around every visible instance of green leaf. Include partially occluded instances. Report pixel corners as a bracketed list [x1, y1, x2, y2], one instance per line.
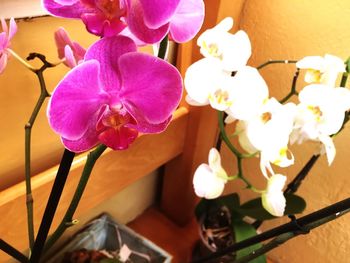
[194, 193, 241, 220]
[237, 194, 306, 220]
[233, 220, 266, 263]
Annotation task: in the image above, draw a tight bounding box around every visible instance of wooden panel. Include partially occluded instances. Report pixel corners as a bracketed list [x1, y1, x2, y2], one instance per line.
[128, 207, 199, 263]
[0, 107, 188, 262]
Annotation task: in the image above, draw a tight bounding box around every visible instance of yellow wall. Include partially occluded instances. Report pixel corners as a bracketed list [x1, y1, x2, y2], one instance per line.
[222, 0, 350, 262]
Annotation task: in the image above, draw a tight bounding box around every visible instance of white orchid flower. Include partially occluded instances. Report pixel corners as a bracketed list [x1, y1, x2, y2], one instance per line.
[193, 148, 227, 199]
[225, 66, 269, 121]
[197, 17, 251, 71]
[184, 57, 234, 111]
[296, 54, 345, 86]
[237, 98, 296, 177]
[291, 84, 350, 165]
[261, 174, 287, 217]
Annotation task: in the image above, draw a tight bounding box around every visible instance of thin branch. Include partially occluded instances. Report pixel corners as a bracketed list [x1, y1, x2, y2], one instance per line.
[257, 60, 297, 70]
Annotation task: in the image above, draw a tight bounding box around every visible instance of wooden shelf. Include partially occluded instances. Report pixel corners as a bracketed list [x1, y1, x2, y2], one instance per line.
[128, 207, 199, 263]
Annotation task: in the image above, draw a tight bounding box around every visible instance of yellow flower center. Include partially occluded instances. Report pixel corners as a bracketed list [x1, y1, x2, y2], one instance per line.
[202, 41, 222, 59]
[273, 147, 288, 166]
[307, 105, 323, 122]
[261, 112, 272, 124]
[208, 89, 232, 107]
[305, 69, 322, 83]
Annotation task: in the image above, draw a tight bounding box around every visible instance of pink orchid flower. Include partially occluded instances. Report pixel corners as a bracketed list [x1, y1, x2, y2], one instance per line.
[0, 18, 17, 74]
[47, 35, 183, 152]
[42, 0, 204, 44]
[54, 27, 86, 68]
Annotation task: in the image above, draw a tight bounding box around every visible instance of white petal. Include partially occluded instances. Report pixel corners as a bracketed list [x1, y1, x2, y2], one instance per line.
[228, 66, 269, 120]
[262, 174, 287, 217]
[193, 164, 226, 199]
[184, 58, 230, 105]
[296, 56, 324, 70]
[318, 134, 336, 165]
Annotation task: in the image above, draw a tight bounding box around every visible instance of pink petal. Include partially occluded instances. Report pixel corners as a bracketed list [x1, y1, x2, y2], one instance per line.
[169, 0, 205, 43]
[126, 0, 170, 44]
[43, 0, 92, 18]
[118, 52, 182, 125]
[47, 60, 109, 140]
[85, 35, 136, 93]
[0, 33, 8, 50]
[1, 19, 8, 34]
[137, 0, 181, 29]
[64, 45, 77, 68]
[0, 53, 8, 74]
[126, 115, 172, 134]
[8, 18, 17, 40]
[72, 41, 86, 62]
[61, 116, 100, 152]
[54, 27, 73, 59]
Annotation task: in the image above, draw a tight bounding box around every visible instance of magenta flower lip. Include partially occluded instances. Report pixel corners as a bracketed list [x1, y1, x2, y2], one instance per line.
[47, 35, 183, 152]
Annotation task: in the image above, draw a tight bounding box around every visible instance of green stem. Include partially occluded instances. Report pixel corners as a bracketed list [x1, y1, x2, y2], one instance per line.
[44, 144, 107, 251]
[217, 111, 242, 157]
[257, 60, 297, 70]
[157, 35, 169, 59]
[24, 58, 52, 251]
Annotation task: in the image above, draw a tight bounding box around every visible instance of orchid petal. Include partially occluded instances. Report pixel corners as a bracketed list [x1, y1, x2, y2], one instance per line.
[184, 57, 231, 106]
[169, 0, 205, 43]
[43, 0, 93, 18]
[262, 174, 287, 217]
[0, 53, 8, 74]
[47, 60, 109, 140]
[54, 27, 74, 60]
[64, 45, 77, 68]
[118, 52, 182, 125]
[193, 164, 226, 199]
[318, 134, 336, 165]
[8, 18, 17, 40]
[126, 0, 170, 44]
[85, 35, 137, 94]
[61, 113, 101, 152]
[208, 148, 227, 178]
[138, 0, 181, 29]
[0, 32, 7, 50]
[1, 19, 8, 34]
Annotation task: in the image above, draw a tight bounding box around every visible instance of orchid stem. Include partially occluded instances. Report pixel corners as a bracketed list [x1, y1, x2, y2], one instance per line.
[217, 111, 258, 190]
[157, 35, 168, 60]
[257, 59, 297, 70]
[44, 144, 107, 252]
[24, 53, 56, 251]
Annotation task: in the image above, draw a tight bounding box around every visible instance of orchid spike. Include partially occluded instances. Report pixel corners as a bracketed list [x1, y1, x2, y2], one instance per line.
[0, 18, 17, 74]
[47, 35, 183, 152]
[54, 27, 86, 68]
[193, 148, 227, 199]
